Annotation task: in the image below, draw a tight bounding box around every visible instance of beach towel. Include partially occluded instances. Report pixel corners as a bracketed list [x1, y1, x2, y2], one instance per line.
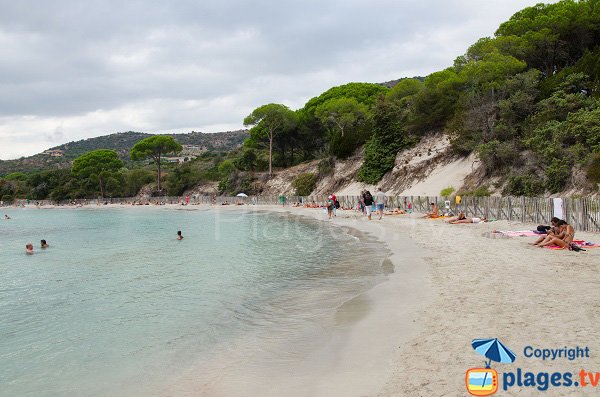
[493, 230, 540, 237]
[544, 240, 599, 250]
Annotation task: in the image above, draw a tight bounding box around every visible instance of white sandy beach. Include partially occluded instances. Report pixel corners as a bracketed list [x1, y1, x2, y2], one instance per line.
[4, 203, 600, 396]
[263, 205, 600, 396]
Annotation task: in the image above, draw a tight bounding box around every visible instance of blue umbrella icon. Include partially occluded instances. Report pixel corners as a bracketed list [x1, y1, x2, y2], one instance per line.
[471, 338, 516, 388]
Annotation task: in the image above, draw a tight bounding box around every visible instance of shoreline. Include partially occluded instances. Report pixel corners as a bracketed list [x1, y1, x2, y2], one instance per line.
[4, 204, 600, 396]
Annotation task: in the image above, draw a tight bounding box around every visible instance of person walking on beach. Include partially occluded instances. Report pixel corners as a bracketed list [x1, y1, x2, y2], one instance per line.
[326, 194, 335, 219]
[363, 190, 374, 220]
[177, 231, 184, 240]
[375, 188, 387, 220]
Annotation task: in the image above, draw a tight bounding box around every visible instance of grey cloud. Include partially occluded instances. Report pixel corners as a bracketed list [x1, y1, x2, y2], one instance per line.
[0, 0, 556, 159]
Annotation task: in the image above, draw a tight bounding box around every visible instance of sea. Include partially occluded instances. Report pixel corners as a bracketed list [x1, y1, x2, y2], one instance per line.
[0, 207, 390, 396]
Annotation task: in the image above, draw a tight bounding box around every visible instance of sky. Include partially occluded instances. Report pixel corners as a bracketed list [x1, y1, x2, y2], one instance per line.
[0, 0, 554, 160]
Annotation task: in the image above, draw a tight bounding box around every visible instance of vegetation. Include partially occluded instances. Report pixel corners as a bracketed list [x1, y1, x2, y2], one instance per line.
[244, 104, 297, 177]
[71, 150, 123, 198]
[3, 0, 600, 201]
[440, 186, 456, 197]
[130, 135, 183, 191]
[0, 130, 247, 176]
[292, 173, 317, 196]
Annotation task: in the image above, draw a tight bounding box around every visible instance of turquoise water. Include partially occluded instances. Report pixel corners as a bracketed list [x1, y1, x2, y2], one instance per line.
[0, 207, 389, 396]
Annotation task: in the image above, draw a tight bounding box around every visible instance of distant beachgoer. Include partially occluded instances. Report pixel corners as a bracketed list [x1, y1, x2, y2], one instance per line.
[375, 188, 386, 220]
[385, 208, 406, 215]
[177, 231, 184, 240]
[326, 194, 335, 219]
[363, 190, 374, 220]
[449, 216, 487, 224]
[185, 195, 189, 205]
[41, 239, 49, 249]
[446, 212, 466, 223]
[26, 243, 34, 255]
[423, 203, 439, 218]
[4, 214, 10, 219]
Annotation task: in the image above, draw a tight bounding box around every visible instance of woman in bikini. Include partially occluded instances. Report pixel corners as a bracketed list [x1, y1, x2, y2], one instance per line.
[537, 222, 575, 249]
[532, 220, 566, 246]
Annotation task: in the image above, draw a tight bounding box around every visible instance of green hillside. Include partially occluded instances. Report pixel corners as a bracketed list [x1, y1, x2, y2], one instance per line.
[0, 130, 247, 175]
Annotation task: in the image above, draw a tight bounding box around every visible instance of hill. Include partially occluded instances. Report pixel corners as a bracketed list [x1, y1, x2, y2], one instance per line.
[0, 130, 248, 175]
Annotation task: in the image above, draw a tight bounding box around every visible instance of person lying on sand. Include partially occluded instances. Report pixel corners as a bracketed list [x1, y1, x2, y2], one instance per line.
[385, 208, 406, 215]
[537, 222, 576, 249]
[449, 216, 487, 224]
[446, 212, 466, 223]
[532, 220, 566, 246]
[422, 203, 439, 218]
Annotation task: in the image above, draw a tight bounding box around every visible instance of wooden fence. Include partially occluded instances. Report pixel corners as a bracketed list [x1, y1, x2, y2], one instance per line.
[6, 194, 600, 232]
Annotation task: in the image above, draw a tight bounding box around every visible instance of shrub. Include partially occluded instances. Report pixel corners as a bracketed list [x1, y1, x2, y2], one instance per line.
[545, 159, 572, 193]
[317, 157, 335, 177]
[502, 175, 544, 196]
[587, 153, 600, 184]
[440, 186, 455, 197]
[292, 173, 317, 196]
[461, 185, 491, 197]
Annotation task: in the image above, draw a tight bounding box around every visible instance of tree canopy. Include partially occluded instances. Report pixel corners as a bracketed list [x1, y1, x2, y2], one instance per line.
[71, 149, 123, 198]
[244, 103, 297, 177]
[130, 135, 182, 191]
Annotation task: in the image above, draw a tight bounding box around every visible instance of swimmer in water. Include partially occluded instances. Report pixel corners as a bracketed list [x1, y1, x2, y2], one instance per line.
[41, 239, 49, 248]
[26, 243, 34, 255]
[177, 231, 184, 240]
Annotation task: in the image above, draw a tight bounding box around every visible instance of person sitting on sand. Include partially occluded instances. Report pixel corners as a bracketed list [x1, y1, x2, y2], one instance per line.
[532, 219, 564, 246]
[25, 243, 34, 255]
[422, 203, 439, 218]
[449, 216, 487, 224]
[177, 231, 184, 240]
[41, 239, 49, 249]
[385, 208, 406, 215]
[537, 221, 576, 249]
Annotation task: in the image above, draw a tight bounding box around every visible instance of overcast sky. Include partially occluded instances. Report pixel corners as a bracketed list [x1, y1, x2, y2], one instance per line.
[0, 0, 554, 159]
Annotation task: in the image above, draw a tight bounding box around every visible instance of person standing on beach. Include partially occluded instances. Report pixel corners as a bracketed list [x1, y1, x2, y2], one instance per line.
[363, 190, 374, 220]
[375, 188, 387, 220]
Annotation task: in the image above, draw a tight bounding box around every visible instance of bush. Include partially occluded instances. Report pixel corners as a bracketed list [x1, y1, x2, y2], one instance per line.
[317, 157, 335, 177]
[291, 173, 317, 196]
[461, 185, 491, 197]
[503, 175, 545, 196]
[476, 140, 522, 175]
[357, 137, 397, 184]
[587, 153, 600, 184]
[545, 159, 571, 193]
[440, 186, 455, 197]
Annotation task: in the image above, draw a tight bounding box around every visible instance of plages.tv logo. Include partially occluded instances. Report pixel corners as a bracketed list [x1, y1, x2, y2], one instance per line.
[466, 338, 516, 396]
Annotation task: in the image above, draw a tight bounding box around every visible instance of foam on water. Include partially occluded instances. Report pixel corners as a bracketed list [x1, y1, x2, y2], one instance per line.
[0, 207, 389, 396]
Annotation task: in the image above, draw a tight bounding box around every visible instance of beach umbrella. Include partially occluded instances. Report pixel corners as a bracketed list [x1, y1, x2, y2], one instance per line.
[471, 338, 516, 389]
[236, 193, 248, 197]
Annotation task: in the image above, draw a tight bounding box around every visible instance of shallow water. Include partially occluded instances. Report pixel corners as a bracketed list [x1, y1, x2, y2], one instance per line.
[0, 207, 389, 396]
